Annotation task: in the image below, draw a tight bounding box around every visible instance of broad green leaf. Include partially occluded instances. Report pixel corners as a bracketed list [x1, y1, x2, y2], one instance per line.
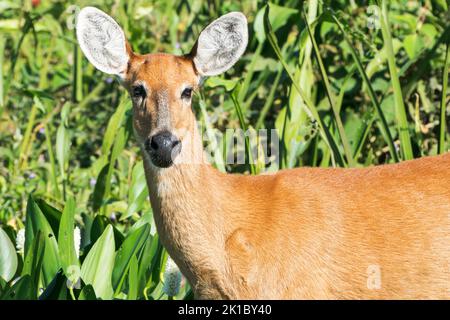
[432, 0, 447, 11]
[92, 163, 109, 212]
[184, 289, 194, 300]
[112, 224, 150, 293]
[145, 235, 164, 292]
[22, 231, 45, 297]
[81, 225, 115, 300]
[122, 161, 149, 221]
[24, 196, 60, 287]
[204, 77, 238, 91]
[58, 197, 79, 276]
[0, 275, 35, 300]
[127, 255, 139, 300]
[56, 102, 71, 180]
[137, 233, 155, 296]
[0, 277, 5, 290]
[38, 270, 68, 300]
[98, 116, 132, 214]
[101, 98, 131, 155]
[35, 199, 62, 238]
[254, 3, 298, 43]
[78, 284, 97, 300]
[90, 215, 124, 250]
[404, 34, 424, 60]
[0, 227, 18, 282]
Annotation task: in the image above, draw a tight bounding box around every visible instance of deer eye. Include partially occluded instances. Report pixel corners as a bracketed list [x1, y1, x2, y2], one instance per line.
[181, 87, 193, 100]
[132, 85, 146, 99]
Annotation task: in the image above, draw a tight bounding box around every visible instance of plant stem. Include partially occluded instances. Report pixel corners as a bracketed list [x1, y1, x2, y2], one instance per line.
[438, 43, 450, 154]
[303, 9, 355, 167]
[379, 0, 413, 160]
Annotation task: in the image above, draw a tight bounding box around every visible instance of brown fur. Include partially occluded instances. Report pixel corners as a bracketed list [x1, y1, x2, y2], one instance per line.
[126, 52, 450, 299]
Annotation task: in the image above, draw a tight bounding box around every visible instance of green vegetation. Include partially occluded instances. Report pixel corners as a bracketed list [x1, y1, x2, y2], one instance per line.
[0, 0, 449, 299]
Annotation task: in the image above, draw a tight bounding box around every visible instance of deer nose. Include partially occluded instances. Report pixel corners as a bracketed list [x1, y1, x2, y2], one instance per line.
[145, 131, 181, 168]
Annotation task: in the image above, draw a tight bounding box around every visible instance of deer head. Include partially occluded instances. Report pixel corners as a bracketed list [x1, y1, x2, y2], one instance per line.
[76, 7, 248, 168]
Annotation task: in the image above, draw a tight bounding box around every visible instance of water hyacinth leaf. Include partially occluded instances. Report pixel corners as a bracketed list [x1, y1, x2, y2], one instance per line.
[90, 215, 124, 250]
[128, 210, 153, 234]
[204, 77, 238, 91]
[0, 274, 34, 300]
[127, 255, 139, 300]
[78, 284, 97, 300]
[0, 228, 18, 282]
[254, 3, 298, 43]
[0, 277, 6, 293]
[35, 199, 62, 237]
[81, 225, 115, 300]
[433, 0, 448, 10]
[101, 98, 131, 155]
[136, 233, 155, 294]
[101, 124, 131, 214]
[92, 163, 109, 212]
[38, 269, 68, 300]
[184, 288, 194, 300]
[145, 235, 164, 292]
[21, 231, 45, 296]
[122, 161, 149, 221]
[24, 196, 60, 287]
[403, 34, 424, 60]
[56, 102, 71, 181]
[58, 197, 79, 276]
[112, 224, 150, 293]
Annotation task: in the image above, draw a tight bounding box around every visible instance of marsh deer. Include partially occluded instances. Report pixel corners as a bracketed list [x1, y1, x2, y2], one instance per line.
[76, 7, 450, 299]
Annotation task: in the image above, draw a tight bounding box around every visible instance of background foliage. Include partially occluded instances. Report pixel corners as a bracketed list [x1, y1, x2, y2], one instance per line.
[0, 0, 449, 299]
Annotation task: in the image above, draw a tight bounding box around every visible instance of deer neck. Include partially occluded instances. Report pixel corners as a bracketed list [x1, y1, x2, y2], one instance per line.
[141, 122, 231, 290]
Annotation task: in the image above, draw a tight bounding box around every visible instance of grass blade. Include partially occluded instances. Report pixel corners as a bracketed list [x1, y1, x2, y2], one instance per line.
[331, 13, 399, 162]
[0, 35, 4, 111]
[72, 28, 83, 102]
[303, 9, 355, 167]
[264, 4, 344, 167]
[379, 0, 413, 160]
[255, 64, 283, 130]
[231, 85, 256, 174]
[438, 43, 449, 154]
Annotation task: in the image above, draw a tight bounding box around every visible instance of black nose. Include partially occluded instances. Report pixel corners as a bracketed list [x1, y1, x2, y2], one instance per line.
[145, 131, 181, 168]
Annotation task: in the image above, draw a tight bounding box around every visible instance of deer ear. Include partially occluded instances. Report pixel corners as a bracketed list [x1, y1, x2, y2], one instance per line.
[76, 7, 130, 76]
[191, 12, 248, 77]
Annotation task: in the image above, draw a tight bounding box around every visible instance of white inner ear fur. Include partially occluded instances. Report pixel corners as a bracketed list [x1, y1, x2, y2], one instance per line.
[76, 7, 129, 76]
[193, 12, 248, 76]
